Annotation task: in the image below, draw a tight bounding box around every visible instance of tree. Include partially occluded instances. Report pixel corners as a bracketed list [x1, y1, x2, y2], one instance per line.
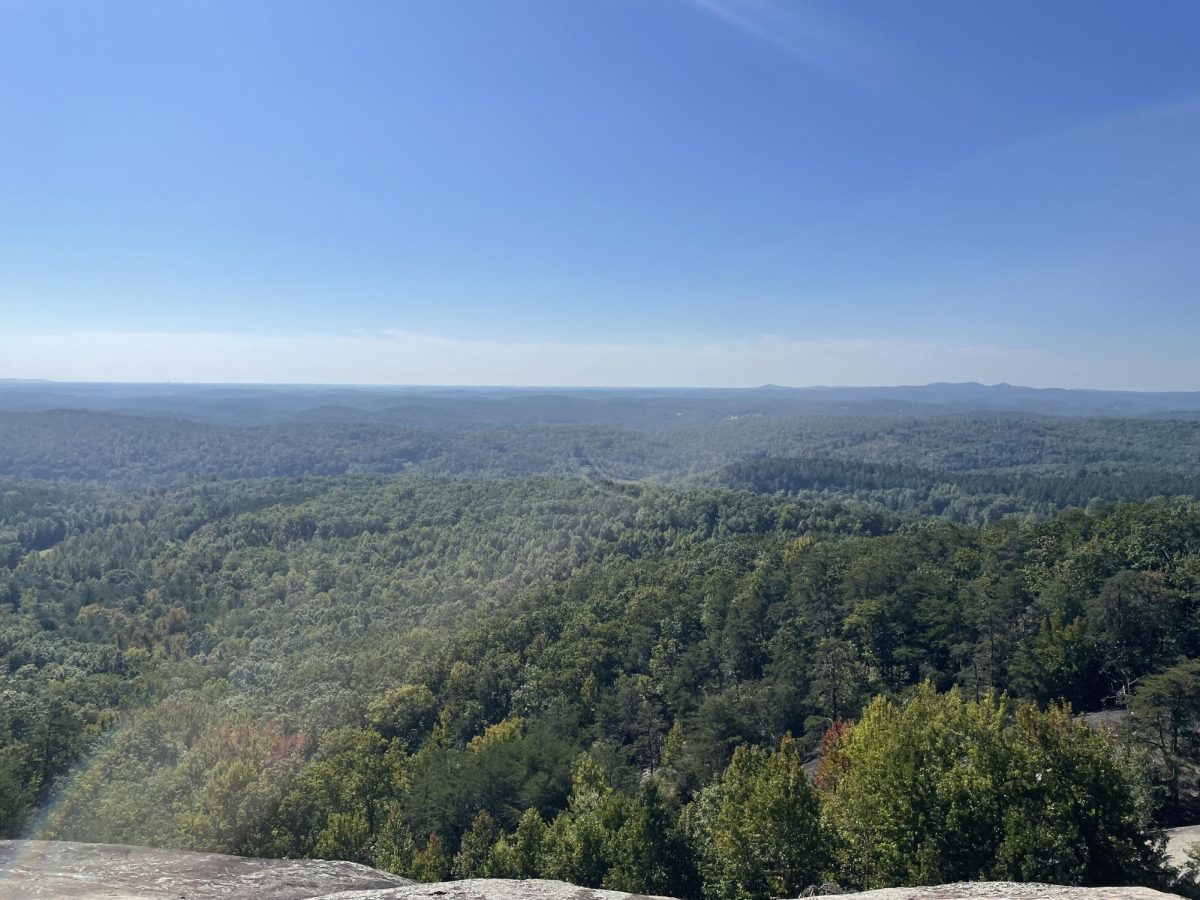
[411, 833, 450, 882]
[485, 806, 550, 879]
[0, 743, 36, 838]
[993, 702, 1163, 886]
[315, 812, 372, 863]
[690, 734, 828, 900]
[537, 755, 622, 888]
[1128, 658, 1200, 823]
[604, 779, 695, 898]
[367, 684, 438, 747]
[819, 684, 1164, 890]
[277, 726, 400, 859]
[453, 810, 500, 879]
[1087, 571, 1178, 702]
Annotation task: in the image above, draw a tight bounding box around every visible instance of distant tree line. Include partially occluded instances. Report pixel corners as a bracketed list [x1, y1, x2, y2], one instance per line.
[717, 456, 1200, 522]
[4, 409, 1200, 524]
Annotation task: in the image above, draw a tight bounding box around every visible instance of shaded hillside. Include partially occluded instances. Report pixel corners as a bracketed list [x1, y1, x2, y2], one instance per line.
[714, 456, 1200, 521]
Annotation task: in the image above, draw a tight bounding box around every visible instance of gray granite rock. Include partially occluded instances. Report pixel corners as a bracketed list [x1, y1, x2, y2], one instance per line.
[320, 879, 673, 900]
[798, 885, 1184, 900]
[0, 841, 1187, 900]
[0, 840, 411, 899]
[1165, 824, 1200, 870]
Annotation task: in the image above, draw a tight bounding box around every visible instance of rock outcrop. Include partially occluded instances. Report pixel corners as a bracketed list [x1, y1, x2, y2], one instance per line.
[1166, 824, 1200, 870]
[810, 885, 1183, 900]
[0, 841, 1188, 900]
[0, 840, 410, 899]
[320, 880, 673, 900]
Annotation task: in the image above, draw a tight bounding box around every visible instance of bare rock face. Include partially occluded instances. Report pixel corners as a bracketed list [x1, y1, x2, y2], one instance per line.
[807, 886, 1184, 900]
[1165, 824, 1200, 870]
[0, 842, 1188, 900]
[320, 880, 674, 900]
[0, 840, 411, 899]
[0, 843, 671, 900]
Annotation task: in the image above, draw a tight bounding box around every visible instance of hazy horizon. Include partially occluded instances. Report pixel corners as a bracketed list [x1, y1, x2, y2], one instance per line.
[2, 329, 1199, 391]
[4, 375, 1200, 398]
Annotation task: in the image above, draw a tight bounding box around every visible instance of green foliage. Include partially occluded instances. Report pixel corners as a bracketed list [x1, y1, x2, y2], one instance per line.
[6, 406, 1200, 520]
[603, 779, 694, 897]
[537, 755, 619, 887]
[453, 811, 500, 879]
[368, 684, 438, 746]
[2, 424, 1198, 898]
[819, 685, 1163, 889]
[1128, 658, 1200, 822]
[716, 455, 1200, 524]
[411, 833, 451, 882]
[688, 735, 827, 900]
[315, 812, 372, 864]
[1085, 571, 1181, 699]
[513, 807, 550, 876]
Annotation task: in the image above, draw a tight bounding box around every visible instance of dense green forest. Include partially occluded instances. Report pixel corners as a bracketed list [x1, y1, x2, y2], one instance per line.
[3, 389, 1200, 897]
[5, 407, 1200, 523]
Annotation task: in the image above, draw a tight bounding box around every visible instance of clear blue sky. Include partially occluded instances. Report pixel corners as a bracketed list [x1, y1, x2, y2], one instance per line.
[2, 1, 1198, 387]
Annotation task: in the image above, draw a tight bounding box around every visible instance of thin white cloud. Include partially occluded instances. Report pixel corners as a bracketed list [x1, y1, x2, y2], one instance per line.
[682, 0, 903, 94]
[689, 0, 829, 64]
[0, 329, 1192, 391]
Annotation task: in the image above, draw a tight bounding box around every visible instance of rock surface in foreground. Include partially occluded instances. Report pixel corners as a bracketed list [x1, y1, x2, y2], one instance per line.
[811, 884, 1183, 900]
[321, 879, 672, 900]
[0, 841, 1188, 900]
[323, 882, 1184, 900]
[0, 840, 410, 899]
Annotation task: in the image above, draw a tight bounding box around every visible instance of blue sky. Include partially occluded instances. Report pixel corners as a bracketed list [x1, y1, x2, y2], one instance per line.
[2, 0, 1198, 387]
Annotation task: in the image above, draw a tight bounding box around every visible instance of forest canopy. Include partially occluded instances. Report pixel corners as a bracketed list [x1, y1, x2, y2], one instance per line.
[2, 388, 1199, 898]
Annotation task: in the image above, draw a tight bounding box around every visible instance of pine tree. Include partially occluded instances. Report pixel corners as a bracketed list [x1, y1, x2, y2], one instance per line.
[453, 810, 500, 879]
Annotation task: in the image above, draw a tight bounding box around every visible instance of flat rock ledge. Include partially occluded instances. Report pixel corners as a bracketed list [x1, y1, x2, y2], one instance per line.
[322, 882, 1185, 900]
[0, 840, 410, 899]
[0, 841, 1187, 900]
[810, 885, 1184, 900]
[319, 880, 673, 900]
